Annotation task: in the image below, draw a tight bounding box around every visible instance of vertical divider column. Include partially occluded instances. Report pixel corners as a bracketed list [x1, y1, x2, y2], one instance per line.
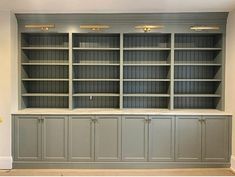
[120, 33, 124, 109]
[170, 33, 175, 110]
[221, 34, 225, 110]
[69, 33, 73, 109]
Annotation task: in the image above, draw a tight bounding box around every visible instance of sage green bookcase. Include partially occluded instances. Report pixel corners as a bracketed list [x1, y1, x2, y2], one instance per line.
[20, 32, 224, 110]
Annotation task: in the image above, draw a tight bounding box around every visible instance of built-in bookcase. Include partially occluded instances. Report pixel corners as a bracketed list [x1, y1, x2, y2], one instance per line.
[174, 34, 222, 109]
[72, 33, 120, 108]
[21, 33, 69, 108]
[123, 34, 171, 108]
[20, 32, 224, 110]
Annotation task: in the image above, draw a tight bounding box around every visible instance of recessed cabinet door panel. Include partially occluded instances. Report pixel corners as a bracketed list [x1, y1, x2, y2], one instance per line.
[95, 116, 121, 161]
[14, 116, 41, 161]
[175, 116, 202, 162]
[69, 116, 94, 161]
[42, 116, 68, 161]
[202, 116, 229, 162]
[149, 116, 175, 161]
[122, 116, 148, 161]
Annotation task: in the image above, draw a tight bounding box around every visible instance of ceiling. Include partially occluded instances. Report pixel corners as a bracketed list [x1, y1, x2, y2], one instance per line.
[0, 0, 235, 13]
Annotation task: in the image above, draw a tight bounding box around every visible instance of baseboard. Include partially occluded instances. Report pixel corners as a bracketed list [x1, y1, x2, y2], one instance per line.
[13, 161, 231, 169]
[231, 155, 235, 172]
[0, 156, 12, 169]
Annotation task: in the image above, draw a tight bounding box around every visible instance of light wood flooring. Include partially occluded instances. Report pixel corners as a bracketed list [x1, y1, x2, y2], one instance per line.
[0, 168, 234, 176]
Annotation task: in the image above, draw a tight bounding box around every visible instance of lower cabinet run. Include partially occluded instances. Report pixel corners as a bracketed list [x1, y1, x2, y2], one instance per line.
[12, 114, 231, 168]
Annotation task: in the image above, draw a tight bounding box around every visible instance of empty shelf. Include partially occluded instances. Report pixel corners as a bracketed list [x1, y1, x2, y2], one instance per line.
[124, 94, 170, 97]
[175, 48, 222, 51]
[124, 79, 170, 82]
[22, 47, 69, 50]
[73, 79, 120, 81]
[174, 63, 221, 66]
[174, 94, 221, 97]
[22, 93, 69, 97]
[73, 63, 120, 66]
[22, 78, 69, 81]
[124, 48, 171, 51]
[73, 47, 120, 50]
[174, 79, 222, 82]
[124, 63, 170, 66]
[22, 63, 69, 66]
[73, 93, 119, 97]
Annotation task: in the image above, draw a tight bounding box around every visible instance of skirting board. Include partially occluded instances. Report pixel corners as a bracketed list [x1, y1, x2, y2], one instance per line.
[13, 162, 231, 169]
[231, 155, 235, 172]
[0, 156, 12, 169]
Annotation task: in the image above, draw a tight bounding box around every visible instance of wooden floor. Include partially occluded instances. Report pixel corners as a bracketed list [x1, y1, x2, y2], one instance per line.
[0, 168, 234, 176]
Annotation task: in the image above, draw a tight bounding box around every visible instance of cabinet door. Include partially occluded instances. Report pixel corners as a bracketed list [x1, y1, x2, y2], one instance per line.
[175, 116, 202, 162]
[14, 116, 42, 161]
[122, 116, 148, 161]
[202, 116, 229, 162]
[69, 116, 94, 161]
[95, 116, 121, 161]
[149, 116, 175, 161]
[42, 116, 68, 161]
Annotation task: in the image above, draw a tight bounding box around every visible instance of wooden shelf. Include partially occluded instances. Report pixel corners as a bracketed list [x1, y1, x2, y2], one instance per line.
[174, 94, 221, 97]
[124, 94, 170, 97]
[22, 47, 69, 50]
[73, 63, 120, 66]
[73, 93, 119, 97]
[73, 47, 120, 50]
[22, 78, 69, 81]
[124, 79, 170, 82]
[22, 93, 69, 97]
[174, 63, 221, 66]
[22, 63, 69, 66]
[174, 79, 222, 82]
[73, 79, 120, 81]
[175, 48, 222, 51]
[124, 48, 171, 51]
[124, 63, 170, 66]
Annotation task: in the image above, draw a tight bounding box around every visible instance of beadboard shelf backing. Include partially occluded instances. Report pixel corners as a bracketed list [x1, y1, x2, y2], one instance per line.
[20, 31, 224, 110]
[21, 33, 69, 108]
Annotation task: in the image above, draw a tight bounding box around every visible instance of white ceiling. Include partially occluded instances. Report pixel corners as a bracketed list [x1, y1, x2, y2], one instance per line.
[0, 0, 235, 13]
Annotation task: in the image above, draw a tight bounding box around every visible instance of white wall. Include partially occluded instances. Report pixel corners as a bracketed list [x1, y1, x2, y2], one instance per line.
[226, 9, 235, 170]
[0, 10, 17, 169]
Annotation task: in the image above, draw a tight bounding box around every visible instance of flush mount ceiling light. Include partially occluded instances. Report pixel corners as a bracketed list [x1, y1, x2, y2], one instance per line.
[135, 25, 164, 32]
[80, 25, 110, 31]
[25, 24, 55, 31]
[190, 26, 220, 31]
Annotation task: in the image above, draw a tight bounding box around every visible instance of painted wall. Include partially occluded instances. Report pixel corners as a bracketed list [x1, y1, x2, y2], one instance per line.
[226, 9, 235, 170]
[0, 10, 17, 169]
